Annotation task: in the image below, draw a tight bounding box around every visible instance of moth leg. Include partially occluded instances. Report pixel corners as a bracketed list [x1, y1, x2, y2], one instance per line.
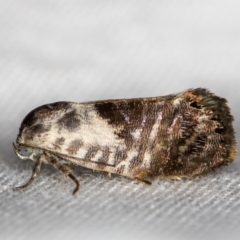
[68, 173, 80, 195]
[13, 159, 42, 191]
[47, 155, 80, 195]
[135, 177, 152, 185]
[134, 168, 152, 185]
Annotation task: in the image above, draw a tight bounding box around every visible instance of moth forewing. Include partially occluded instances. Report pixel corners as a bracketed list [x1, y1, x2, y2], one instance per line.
[13, 88, 237, 194]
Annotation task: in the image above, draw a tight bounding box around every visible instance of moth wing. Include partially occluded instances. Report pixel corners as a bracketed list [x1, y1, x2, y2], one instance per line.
[17, 99, 152, 165]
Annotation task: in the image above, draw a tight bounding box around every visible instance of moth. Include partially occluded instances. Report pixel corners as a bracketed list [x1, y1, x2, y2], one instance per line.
[13, 88, 237, 194]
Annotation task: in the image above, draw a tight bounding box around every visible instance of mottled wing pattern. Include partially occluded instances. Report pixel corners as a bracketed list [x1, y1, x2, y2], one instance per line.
[17, 89, 236, 180]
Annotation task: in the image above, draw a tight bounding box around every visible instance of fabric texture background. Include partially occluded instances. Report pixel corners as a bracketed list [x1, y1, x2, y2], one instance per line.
[1, 1, 240, 240]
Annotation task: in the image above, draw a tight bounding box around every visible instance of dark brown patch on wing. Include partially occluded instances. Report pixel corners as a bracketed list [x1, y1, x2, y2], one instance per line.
[180, 111, 198, 139]
[116, 165, 125, 174]
[98, 146, 111, 163]
[23, 124, 50, 141]
[57, 110, 81, 132]
[55, 137, 65, 146]
[66, 139, 83, 155]
[114, 149, 128, 165]
[191, 134, 207, 154]
[52, 137, 66, 150]
[95, 100, 144, 126]
[95, 99, 157, 150]
[17, 102, 71, 143]
[84, 145, 100, 160]
[19, 102, 70, 131]
[128, 156, 143, 171]
[29, 124, 50, 134]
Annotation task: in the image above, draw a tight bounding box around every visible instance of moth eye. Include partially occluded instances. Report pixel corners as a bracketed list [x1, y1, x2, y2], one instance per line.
[19, 147, 32, 157]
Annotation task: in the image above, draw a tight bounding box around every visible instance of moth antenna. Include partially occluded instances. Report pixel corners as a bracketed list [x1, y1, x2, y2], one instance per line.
[12, 142, 17, 154]
[68, 173, 80, 195]
[13, 159, 42, 191]
[135, 177, 152, 185]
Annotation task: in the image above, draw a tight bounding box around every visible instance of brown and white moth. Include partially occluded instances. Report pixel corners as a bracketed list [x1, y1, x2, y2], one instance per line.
[13, 88, 237, 194]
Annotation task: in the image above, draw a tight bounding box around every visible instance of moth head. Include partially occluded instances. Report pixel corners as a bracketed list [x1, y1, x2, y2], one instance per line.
[13, 143, 43, 161]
